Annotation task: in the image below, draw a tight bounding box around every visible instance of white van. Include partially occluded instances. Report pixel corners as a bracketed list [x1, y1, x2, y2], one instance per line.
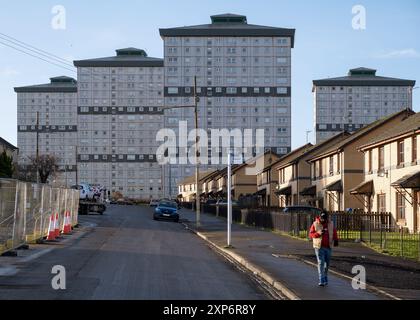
[71, 183, 94, 200]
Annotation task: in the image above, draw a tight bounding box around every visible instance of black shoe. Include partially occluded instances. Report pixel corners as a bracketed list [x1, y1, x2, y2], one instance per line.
[318, 283, 325, 287]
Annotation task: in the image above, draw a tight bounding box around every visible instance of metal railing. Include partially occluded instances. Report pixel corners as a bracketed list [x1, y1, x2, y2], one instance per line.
[192, 203, 420, 261]
[0, 179, 79, 255]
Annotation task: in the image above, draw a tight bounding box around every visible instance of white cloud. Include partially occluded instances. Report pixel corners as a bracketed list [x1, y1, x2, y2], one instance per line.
[0, 67, 19, 77]
[374, 49, 420, 59]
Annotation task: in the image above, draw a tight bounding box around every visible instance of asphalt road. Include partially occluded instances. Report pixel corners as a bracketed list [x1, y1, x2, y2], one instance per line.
[0, 205, 268, 300]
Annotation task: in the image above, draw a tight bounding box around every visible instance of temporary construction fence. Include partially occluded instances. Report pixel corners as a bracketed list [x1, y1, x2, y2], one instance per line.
[0, 178, 79, 255]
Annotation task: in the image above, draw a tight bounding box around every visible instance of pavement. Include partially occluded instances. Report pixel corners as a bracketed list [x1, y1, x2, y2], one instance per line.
[180, 208, 420, 300]
[0, 205, 269, 300]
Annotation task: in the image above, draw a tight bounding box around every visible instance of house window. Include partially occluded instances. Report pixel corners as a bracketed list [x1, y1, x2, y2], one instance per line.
[368, 150, 372, 173]
[337, 153, 340, 173]
[377, 194, 386, 213]
[378, 146, 385, 172]
[329, 156, 334, 175]
[279, 169, 285, 184]
[319, 159, 323, 178]
[412, 136, 417, 163]
[396, 192, 405, 220]
[397, 140, 404, 166]
[292, 165, 297, 180]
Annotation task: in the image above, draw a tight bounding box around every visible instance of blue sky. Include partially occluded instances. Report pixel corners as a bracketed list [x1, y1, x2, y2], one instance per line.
[0, 0, 419, 148]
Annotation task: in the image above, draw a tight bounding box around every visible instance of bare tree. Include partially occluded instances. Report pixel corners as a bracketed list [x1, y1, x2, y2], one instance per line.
[22, 154, 60, 184]
[15, 162, 37, 182]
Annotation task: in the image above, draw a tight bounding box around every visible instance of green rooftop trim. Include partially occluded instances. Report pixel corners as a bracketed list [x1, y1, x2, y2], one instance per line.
[211, 13, 247, 24]
[73, 48, 163, 67]
[159, 17, 296, 48]
[14, 76, 77, 93]
[348, 67, 377, 76]
[50, 76, 77, 83]
[313, 67, 416, 87]
[116, 48, 148, 57]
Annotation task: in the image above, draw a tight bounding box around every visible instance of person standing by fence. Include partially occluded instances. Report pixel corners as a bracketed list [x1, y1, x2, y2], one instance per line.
[309, 212, 338, 287]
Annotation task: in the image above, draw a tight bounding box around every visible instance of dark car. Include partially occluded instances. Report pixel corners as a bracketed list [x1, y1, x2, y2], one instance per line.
[204, 199, 217, 206]
[153, 200, 179, 222]
[282, 206, 322, 215]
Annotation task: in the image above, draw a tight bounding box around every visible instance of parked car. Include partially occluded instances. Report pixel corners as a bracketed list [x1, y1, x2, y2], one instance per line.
[149, 199, 159, 207]
[153, 200, 179, 222]
[216, 199, 239, 207]
[204, 199, 217, 206]
[282, 206, 322, 215]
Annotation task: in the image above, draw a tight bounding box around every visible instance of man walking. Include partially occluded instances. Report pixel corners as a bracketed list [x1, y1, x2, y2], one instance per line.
[309, 212, 338, 286]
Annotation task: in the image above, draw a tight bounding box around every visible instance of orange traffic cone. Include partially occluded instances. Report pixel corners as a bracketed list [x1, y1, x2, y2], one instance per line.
[54, 212, 60, 238]
[67, 211, 73, 232]
[46, 214, 56, 241]
[63, 211, 71, 234]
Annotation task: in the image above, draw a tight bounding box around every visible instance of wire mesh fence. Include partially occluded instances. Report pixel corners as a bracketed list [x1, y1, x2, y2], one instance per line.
[0, 178, 79, 255]
[194, 203, 420, 261]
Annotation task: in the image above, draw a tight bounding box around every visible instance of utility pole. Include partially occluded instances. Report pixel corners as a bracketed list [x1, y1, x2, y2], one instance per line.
[36, 111, 40, 184]
[75, 145, 79, 185]
[65, 159, 67, 187]
[194, 76, 201, 226]
[159, 76, 200, 225]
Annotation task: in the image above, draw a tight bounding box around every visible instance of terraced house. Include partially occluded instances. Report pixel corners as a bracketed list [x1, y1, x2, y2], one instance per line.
[231, 162, 257, 200]
[273, 132, 350, 207]
[178, 170, 216, 202]
[306, 109, 414, 211]
[356, 112, 420, 232]
[254, 150, 281, 206]
[200, 170, 220, 200]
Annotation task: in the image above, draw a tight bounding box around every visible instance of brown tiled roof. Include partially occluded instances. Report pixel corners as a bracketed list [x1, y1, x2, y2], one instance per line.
[179, 170, 216, 185]
[308, 109, 414, 161]
[359, 112, 420, 150]
[271, 143, 313, 169]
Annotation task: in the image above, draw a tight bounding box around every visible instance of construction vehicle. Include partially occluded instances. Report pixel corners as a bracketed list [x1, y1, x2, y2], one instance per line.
[71, 184, 107, 215]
